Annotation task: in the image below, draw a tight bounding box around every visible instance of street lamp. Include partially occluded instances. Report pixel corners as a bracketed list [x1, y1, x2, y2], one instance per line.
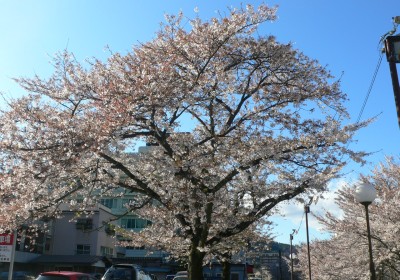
[384, 32, 400, 128]
[290, 230, 295, 280]
[304, 201, 312, 280]
[354, 182, 377, 280]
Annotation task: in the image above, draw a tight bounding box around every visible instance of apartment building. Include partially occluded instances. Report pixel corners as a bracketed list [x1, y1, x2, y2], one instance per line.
[0, 204, 116, 275]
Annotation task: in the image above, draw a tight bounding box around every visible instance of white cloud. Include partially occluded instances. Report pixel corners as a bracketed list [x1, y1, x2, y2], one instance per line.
[270, 178, 352, 243]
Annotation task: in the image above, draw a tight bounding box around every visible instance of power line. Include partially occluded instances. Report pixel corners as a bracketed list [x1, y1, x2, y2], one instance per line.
[356, 52, 383, 124]
[294, 211, 305, 236]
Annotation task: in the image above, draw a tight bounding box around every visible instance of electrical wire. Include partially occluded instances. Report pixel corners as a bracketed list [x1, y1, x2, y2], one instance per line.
[356, 52, 383, 124]
[294, 211, 305, 236]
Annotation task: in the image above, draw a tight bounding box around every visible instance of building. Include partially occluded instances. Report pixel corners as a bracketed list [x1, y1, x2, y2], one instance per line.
[246, 242, 301, 280]
[0, 204, 115, 276]
[98, 195, 167, 259]
[48, 204, 116, 258]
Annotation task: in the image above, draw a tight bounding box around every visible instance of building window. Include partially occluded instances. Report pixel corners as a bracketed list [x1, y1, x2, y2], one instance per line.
[135, 218, 148, 228]
[126, 246, 145, 250]
[76, 244, 90, 255]
[120, 218, 150, 230]
[100, 246, 114, 257]
[120, 218, 134, 229]
[231, 273, 239, 280]
[76, 218, 93, 230]
[100, 198, 118, 209]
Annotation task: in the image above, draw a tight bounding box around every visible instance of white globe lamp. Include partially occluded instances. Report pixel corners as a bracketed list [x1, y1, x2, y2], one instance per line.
[354, 182, 376, 205]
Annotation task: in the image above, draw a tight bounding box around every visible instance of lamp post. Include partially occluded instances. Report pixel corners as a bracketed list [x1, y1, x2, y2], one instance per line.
[354, 182, 377, 280]
[290, 230, 295, 280]
[384, 33, 400, 128]
[305, 203, 312, 280]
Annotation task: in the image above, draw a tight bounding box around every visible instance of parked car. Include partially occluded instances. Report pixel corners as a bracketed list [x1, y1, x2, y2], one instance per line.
[102, 264, 151, 280]
[172, 272, 187, 280]
[172, 277, 187, 280]
[36, 271, 92, 280]
[173, 272, 187, 277]
[89, 274, 103, 280]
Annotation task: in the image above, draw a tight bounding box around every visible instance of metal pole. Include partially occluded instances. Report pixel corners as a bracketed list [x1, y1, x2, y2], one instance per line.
[305, 205, 311, 280]
[290, 233, 294, 280]
[362, 202, 377, 280]
[279, 250, 282, 280]
[8, 230, 17, 280]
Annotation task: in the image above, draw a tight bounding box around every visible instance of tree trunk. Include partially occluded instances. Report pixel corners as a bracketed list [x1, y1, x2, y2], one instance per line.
[221, 260, 231, 280]
[188, 246, 206, 280]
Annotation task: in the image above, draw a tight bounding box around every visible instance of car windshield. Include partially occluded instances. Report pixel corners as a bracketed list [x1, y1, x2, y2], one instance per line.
[103, 267, 135, 280]
[36, 276, 70, 280]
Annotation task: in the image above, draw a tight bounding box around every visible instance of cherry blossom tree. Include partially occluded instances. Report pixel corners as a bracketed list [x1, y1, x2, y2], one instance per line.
[0, 4, 368, 280]
[296, 157, 400, 279]
[117, 171, 275, 279]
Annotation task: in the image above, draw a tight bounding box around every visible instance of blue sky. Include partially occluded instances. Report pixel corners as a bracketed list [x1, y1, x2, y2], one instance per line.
[1, 0, 400, 245]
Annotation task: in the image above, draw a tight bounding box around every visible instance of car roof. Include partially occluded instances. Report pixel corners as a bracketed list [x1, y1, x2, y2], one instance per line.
[172, 277, 188, 280]
[40, 272, 90, 276]
[112, 264, 141, 268]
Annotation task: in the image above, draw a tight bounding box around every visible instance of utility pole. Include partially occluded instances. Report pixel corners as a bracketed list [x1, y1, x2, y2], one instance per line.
[383, 16, 400, 128]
